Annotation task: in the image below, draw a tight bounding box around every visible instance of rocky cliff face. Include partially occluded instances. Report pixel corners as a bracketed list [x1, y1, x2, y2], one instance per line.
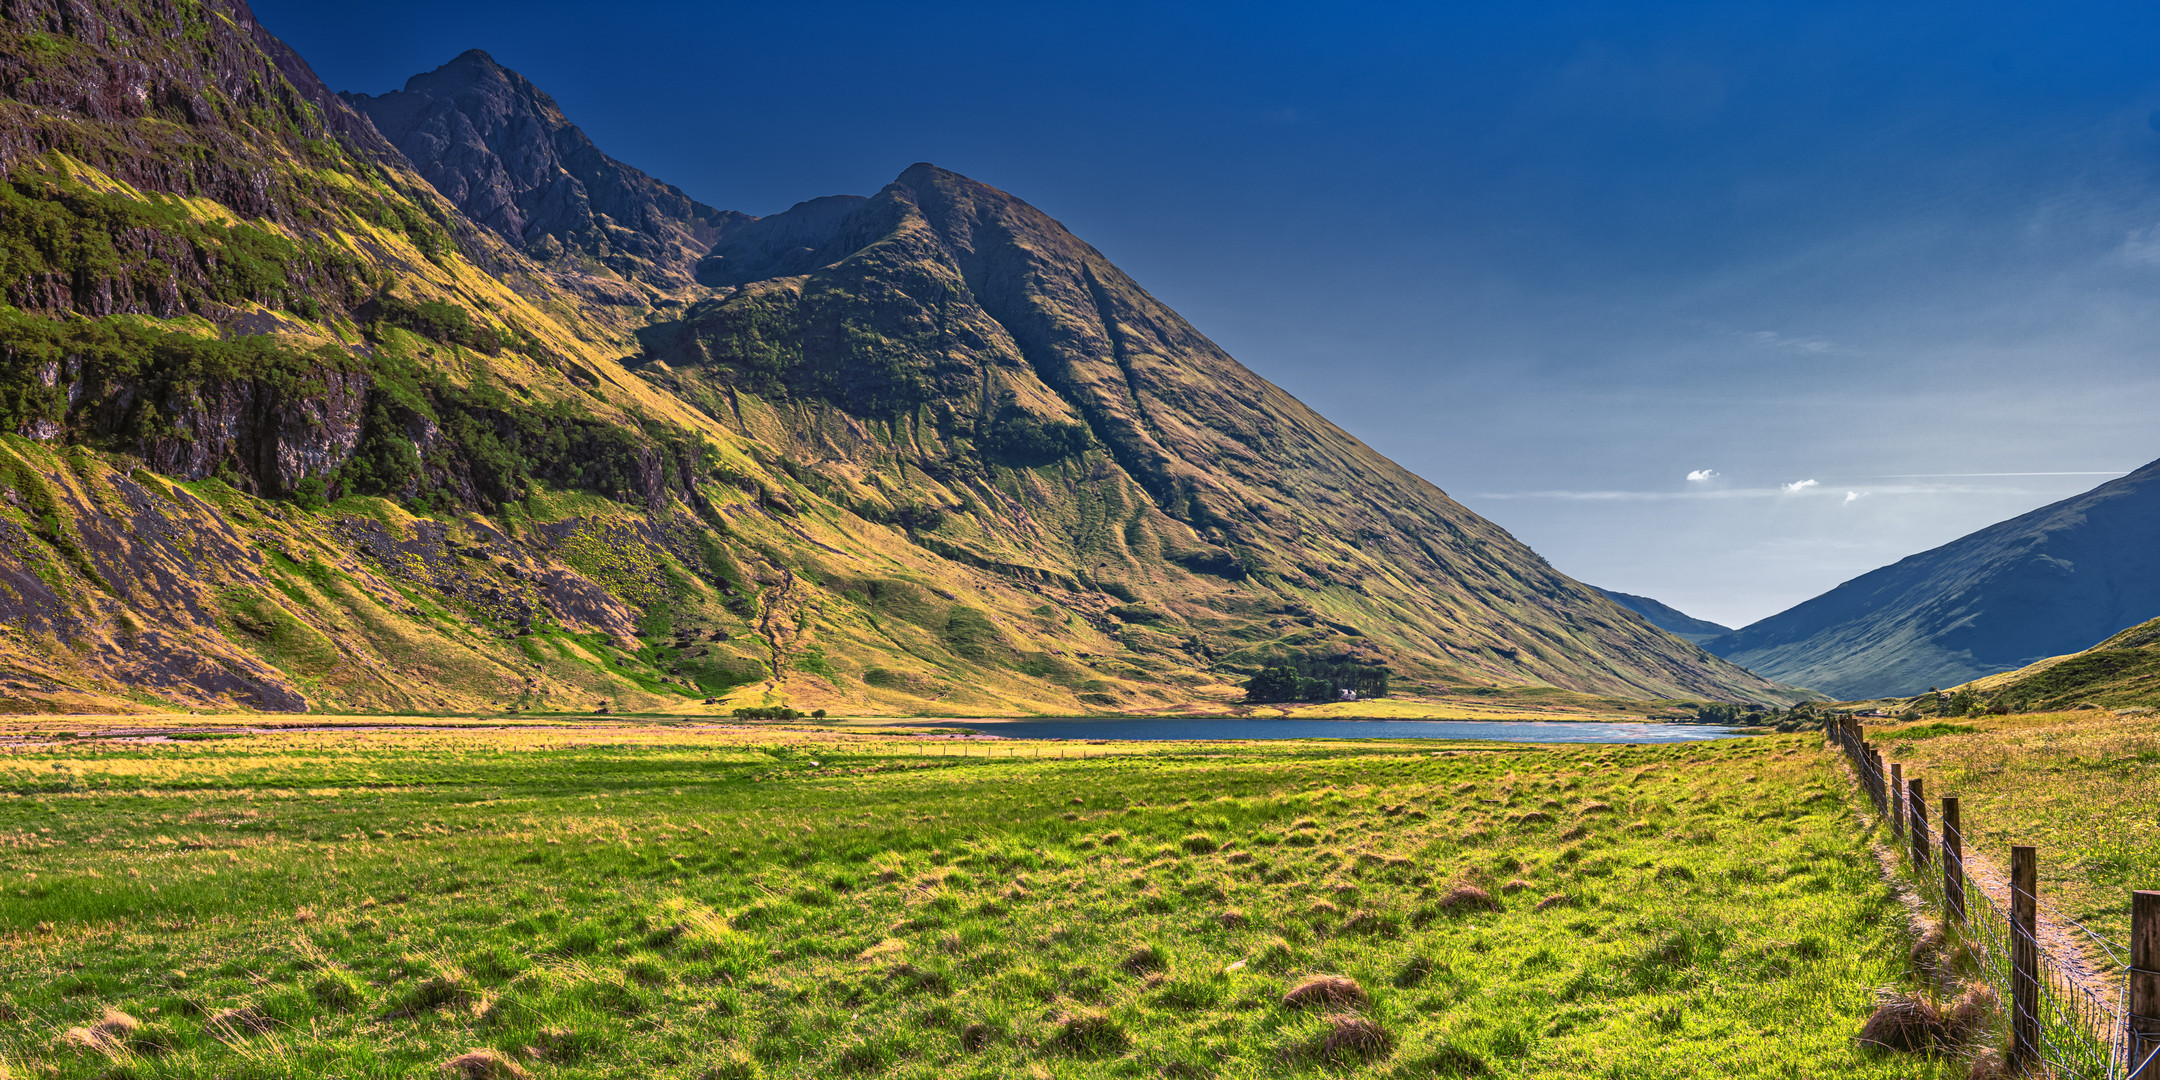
[1709, 458, 2160, 698]
[344, 50, 743, 289]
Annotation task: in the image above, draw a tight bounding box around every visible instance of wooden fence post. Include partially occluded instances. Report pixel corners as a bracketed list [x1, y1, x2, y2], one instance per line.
[1908, 777, 1928, 870]
[2011, 845, 2039, 1068]
[1889, 763, 1904, 837]
[1872, 749, 1887, 812]
[1941, 797, 1964, 924]
[2133, 891, 2160, 1080]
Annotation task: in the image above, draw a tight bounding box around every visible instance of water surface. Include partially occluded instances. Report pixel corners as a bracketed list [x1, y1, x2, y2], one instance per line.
[900, 717, 1748, 743]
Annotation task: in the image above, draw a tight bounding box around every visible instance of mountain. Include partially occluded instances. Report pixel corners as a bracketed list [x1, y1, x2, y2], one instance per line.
[0, 1, 1794, 714]
[638, 162, 1800, 704]
[1706, 460, 2160, 699]
[342, 49, 742, 289]
[1595, 589, 1733, 645]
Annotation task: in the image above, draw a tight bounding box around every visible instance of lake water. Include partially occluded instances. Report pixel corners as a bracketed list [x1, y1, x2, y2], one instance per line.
[900, 718, 1749, 744]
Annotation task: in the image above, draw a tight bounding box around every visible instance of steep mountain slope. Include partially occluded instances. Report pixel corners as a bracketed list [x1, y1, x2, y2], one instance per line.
[1595, 589, 1733, 645]
[1707, 459, 2160, 698]
[0, 1, 1795, 713]
[343, 50, 740, 289]
[636, 164, 1797, 703]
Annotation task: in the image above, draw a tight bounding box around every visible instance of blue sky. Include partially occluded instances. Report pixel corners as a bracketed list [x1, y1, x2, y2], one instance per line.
[262, 0, 2160, 627]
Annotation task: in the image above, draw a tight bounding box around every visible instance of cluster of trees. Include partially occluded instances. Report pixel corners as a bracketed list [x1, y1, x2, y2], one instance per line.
[732, 705, 826, 720]
[1243, 656, 1390, 704]
[1689, 700, 1820, 732]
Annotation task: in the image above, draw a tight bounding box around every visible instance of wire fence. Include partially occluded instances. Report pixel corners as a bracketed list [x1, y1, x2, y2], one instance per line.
[1829, 719, 2132, 1078]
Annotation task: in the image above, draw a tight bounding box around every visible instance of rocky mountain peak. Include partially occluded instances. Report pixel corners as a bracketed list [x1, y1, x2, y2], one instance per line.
[344, 52, 743, 288]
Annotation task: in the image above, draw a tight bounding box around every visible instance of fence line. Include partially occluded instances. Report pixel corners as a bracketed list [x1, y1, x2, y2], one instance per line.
[1828, 717, 2131, 1078]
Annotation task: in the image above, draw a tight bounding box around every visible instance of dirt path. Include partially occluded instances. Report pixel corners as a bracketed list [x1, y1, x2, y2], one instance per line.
[1956, 846, 2121, 998]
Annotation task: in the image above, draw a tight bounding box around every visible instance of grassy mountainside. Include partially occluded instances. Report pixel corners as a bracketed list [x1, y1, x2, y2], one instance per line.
[1947, 615, 2160, 713]
[0, 0, 1796, 714]
[1709, 459, 2160, 699]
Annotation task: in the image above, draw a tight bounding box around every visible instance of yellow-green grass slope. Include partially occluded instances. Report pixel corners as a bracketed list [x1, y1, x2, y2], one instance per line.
[1952, 615, 2160, 713]
[2, 723, 1951, 1077]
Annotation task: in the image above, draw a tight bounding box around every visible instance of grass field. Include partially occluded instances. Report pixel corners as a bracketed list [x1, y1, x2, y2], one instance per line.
[1859, 709, 2160, 956]
[0, 721, 1951, 1078]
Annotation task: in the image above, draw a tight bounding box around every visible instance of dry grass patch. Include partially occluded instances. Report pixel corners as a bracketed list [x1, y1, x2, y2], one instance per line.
[441, 1047, 532, 1079]
[206, 1005, 275, 1039]
[1855, 986, 1993, 1055]
[1282, 974, 1366, 1010]
[1312, 1014, 1393, 1062]
[1433, 884, 1502, 915]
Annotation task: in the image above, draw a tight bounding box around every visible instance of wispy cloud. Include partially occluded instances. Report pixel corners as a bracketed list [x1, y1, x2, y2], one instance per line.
[1749, 330, 1841, 354]
[1866, 471, 2127, 478]
[1844, 490, 1861, 505]
[1685, 468, 1718, 482]
[2122, 225, 2160, 266]
[1475, 482, 2040, 501]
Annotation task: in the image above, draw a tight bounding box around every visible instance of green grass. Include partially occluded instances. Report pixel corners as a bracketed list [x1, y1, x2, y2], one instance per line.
[0, 725, 1950, 1078]
[1855, 710, 2160, 953]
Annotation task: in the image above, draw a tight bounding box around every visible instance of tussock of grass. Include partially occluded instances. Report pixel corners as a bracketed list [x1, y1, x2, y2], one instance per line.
[1856, 985, 1992, 1056]
[1312, 1013, 1393, 1062]
[1434, 884, 1502, 914]
[1052, 1011, 1128, 1055]
[440, 1048, 531, 1079]
[1282, 974, 1366, 1009]
[203, 1006, 273, 1039]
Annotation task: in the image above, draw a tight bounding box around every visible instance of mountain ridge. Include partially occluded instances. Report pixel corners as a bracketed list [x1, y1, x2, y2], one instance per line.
[342, 49, 743, 289]
[1595, 589, 1733, 645]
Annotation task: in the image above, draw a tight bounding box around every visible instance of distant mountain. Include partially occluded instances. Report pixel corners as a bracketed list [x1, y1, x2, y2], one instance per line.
[1595, 589, 1733, 645]
[342, 50, 743, 288]
[1706, 460, 2160, 699]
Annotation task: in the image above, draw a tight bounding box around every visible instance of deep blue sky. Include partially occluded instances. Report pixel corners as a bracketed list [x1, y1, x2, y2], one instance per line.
[260, 0, 2160, 627]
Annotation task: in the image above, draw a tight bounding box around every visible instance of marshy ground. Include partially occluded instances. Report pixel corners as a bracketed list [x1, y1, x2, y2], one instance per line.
[0, 720, 1955, 1078]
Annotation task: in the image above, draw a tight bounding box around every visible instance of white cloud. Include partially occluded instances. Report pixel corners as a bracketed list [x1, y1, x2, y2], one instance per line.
[2123, 225, 2160, 266]
[1844, 490, 1861, 504]
[1749, 330, 1840, 354]
[1473, 481, 2033, 501]
[1685, 468, 1718, 482]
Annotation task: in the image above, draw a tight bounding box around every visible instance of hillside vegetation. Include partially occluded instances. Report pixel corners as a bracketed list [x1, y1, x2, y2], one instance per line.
[1, 720, 1951, 1078]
